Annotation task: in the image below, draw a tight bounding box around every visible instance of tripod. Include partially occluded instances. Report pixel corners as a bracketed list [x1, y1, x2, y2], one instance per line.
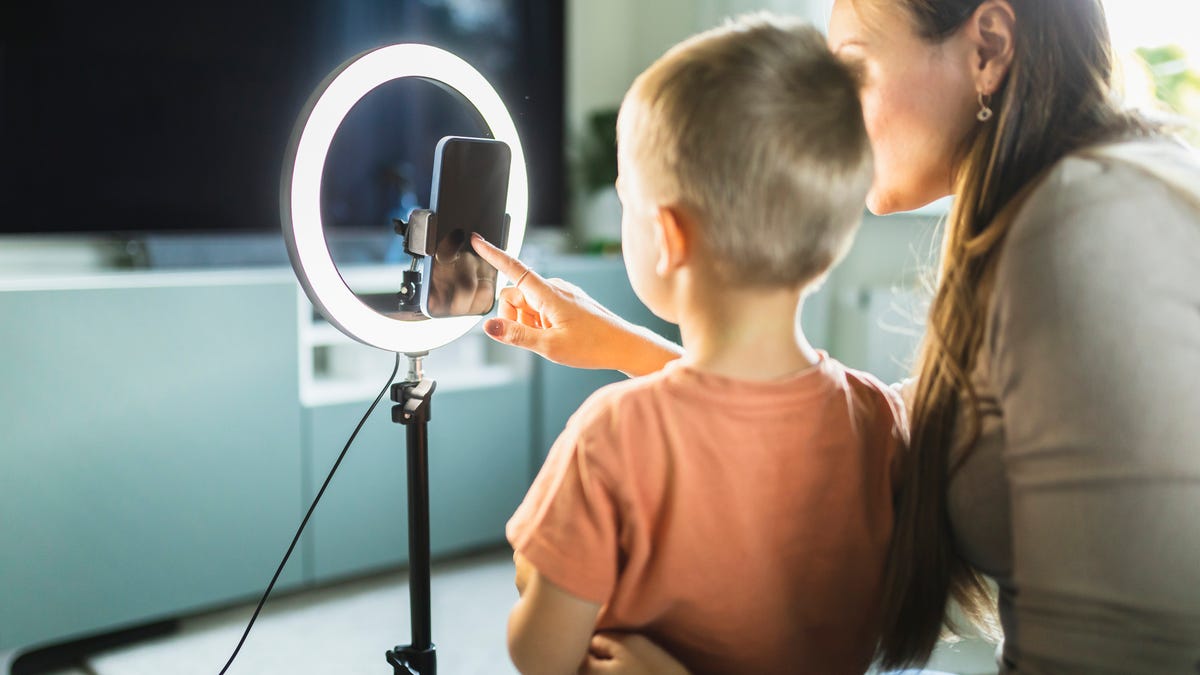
[385, 353, 438, 675]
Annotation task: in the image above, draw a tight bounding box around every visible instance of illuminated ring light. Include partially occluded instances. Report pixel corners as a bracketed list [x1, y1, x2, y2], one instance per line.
[282, 44, 528, 354]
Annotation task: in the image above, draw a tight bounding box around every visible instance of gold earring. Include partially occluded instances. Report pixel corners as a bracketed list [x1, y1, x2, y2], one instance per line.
[977, 92, 994, 122]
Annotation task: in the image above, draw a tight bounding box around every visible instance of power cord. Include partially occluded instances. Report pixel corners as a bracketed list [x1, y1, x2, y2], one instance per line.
[218, 352, 402, 674]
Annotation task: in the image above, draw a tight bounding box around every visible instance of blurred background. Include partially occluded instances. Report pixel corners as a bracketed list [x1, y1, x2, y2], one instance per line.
[1, 1, 1196, 673]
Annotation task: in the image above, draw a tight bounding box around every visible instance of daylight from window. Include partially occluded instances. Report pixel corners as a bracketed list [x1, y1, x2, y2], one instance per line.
[1105, 0, 1200, 139]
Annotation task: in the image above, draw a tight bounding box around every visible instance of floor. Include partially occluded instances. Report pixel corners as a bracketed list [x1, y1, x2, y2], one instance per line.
[38, 548, 518, 675]
[27, 547, 998, 675]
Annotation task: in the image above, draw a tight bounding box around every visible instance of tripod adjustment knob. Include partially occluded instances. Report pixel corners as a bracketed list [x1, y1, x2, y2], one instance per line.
[391, 379, 437, 424]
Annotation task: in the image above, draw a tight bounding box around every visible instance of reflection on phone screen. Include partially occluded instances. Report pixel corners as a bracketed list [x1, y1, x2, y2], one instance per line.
[424, 137, 511, 318]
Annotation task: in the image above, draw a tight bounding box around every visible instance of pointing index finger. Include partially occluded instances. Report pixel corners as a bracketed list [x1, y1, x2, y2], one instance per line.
[471, 233, 543, 290]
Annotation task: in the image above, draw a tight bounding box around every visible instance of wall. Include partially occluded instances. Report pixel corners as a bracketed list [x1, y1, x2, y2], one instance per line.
[566, 0, 693, 139]
[565, 0, 829, 140]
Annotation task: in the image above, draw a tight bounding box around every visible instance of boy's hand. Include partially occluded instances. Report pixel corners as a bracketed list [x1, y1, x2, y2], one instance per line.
[470, 234, 682, 376]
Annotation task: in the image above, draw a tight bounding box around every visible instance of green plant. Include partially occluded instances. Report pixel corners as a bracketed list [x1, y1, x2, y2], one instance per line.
[579, 108, 620, 194]
[1135, 44, 1200, 141]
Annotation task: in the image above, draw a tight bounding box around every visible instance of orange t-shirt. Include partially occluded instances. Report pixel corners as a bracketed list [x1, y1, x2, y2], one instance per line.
[506, 355, 906, 675]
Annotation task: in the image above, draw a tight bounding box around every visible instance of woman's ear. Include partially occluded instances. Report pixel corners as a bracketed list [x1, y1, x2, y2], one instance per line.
[652, 205, 690, 277]
[967, 0, 1016, 95]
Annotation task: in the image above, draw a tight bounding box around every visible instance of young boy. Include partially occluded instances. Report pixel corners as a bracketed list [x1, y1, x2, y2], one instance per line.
[506, 15, 905, 675]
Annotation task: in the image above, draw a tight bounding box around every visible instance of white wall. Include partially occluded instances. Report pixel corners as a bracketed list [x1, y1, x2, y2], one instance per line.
[563, 0, 835, 245]
[697, 0, 831, 30]
[565, 0, 697, 141]
[565, 0, 830, 139]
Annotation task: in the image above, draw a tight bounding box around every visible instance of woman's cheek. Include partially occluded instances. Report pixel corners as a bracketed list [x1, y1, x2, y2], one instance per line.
[858, 88, 898, 214]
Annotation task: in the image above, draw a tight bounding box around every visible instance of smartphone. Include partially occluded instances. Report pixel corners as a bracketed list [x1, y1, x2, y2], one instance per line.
[419, 136, 512, 319]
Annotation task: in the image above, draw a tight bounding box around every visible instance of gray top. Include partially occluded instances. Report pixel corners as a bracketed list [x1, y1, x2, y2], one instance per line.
[946, 139, 1200, 674]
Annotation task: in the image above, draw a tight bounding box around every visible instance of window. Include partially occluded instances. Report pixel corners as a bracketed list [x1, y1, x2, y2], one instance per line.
[1106, 0, 1200, 141]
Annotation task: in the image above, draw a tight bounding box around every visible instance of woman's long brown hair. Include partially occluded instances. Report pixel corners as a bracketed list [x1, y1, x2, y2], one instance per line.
[870, 0, 1154, 668]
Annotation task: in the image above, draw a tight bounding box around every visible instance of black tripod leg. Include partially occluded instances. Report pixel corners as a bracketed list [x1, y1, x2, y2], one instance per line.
[406, 419, 432, 650]
[388, 378, 437, 675]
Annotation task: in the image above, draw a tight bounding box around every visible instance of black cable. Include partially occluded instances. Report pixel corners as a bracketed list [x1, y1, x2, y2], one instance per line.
[218, 352, 402, 674]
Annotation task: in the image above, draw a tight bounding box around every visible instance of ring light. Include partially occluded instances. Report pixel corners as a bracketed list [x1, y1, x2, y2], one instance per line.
[282, 44, 529, 354]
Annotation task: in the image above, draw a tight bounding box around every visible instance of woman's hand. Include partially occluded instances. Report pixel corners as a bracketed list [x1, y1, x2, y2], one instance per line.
[470, 234, 682, 376]
[579, 633, 692, 675]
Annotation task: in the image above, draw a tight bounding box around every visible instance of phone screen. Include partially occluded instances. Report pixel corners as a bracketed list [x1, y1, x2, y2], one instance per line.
[422, 137, 512, 319]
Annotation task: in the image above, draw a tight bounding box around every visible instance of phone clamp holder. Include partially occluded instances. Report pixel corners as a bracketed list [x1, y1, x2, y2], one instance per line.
[385, 352, 438, 675]
[392, 209, 512, 317]
[395, 209, 439, 259]
[393, 211, 437, 313]
[394, 209, 513, 259]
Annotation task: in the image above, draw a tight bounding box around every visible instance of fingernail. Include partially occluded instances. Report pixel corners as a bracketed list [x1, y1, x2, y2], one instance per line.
[484, 319, 504, 336]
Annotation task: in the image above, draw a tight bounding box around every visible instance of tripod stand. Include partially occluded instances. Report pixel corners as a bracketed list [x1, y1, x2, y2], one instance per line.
[385, 353, 438, 675]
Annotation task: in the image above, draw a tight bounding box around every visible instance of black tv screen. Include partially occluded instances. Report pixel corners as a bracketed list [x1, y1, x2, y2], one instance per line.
[0, 0, 565, 236]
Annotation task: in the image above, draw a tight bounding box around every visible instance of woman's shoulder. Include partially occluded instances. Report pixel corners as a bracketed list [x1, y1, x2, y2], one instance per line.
[1011, 136, 1200, 246]
[990, 135, 1200, 351]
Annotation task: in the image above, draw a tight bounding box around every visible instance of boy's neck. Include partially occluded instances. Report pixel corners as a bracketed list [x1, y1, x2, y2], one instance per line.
[673, 270, 820, 381]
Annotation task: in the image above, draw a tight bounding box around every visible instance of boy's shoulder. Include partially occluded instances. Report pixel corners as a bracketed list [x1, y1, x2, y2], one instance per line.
[836, 359, 905, 403]
[568, 357, 906, 428]
[562, 366, 676, 439]
[825, 360, 910, 488]
[830, 359, 910, 439]
[539, 368, 679, 491]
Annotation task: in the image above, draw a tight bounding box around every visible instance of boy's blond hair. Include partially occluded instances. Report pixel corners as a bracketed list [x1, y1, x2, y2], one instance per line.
[620, 13, 873, 288]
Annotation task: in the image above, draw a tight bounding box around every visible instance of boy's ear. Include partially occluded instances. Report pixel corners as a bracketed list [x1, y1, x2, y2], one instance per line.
[653, 205, 691, 277]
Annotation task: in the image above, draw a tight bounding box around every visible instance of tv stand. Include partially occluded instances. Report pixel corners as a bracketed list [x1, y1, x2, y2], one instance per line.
[0, 252, 675, 670]
[136, 232, 288, 269]
[135, 230, 398, 270]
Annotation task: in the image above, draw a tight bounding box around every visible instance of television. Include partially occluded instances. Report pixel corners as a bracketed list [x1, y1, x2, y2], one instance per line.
[0, 0, 565, 242]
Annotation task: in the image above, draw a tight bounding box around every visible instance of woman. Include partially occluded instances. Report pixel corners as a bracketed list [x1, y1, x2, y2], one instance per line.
[473, 0, 1200, 672]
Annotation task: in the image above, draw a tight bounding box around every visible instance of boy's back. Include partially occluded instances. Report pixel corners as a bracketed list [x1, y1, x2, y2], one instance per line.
[507, 355, 905, 675]
[502, 14, 890, 675]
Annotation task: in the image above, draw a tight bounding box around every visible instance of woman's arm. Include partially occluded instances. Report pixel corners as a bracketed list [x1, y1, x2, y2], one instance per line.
[580, 633, 693, 675]
[471, 234, 683, 377]
[989, 156, 1200, 671]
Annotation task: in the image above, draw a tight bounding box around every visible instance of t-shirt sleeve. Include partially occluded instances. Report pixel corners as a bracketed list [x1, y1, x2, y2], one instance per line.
[506, 404, 622, 605]
[855, 371, 911, 491]
[988, 156, 1200, 669]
